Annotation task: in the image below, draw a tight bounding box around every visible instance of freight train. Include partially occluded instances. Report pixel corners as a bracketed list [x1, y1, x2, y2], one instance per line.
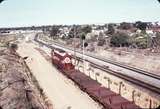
[51, 48, 74, 70]
[51, 48, 140, 109]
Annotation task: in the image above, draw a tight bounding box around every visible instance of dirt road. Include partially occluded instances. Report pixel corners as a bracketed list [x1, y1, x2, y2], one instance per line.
[17, 41, 102, 109]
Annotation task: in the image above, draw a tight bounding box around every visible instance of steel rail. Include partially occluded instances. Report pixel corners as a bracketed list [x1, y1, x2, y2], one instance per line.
[34, 35, 160, 94]
[76, 56, 160, 94]
[47, 39, 160, 80]
[49, 40, 160, 80]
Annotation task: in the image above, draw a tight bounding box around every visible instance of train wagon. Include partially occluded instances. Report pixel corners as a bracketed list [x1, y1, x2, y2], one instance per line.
[51, 48, 74, 70]
[51, 48, 140, 109]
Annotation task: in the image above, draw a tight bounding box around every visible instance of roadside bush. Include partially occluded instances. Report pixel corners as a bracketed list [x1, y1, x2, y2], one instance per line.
[135, 37, 147, 49]
[110, 32, 130, 47]
[130, 33, 150, 49]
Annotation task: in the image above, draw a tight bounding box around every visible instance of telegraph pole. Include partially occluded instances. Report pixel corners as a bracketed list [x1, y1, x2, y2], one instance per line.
[81, 34, 85, 73]
[81, 34, 88, 73]
[73, 26, 76, 65]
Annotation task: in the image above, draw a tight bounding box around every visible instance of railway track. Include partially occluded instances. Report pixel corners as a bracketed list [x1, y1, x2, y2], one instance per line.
[34, 34, 160, 94]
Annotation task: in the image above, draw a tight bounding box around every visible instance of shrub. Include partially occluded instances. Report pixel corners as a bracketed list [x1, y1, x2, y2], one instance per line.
[130, 33, 150, 49]
[110, 32, 130, 47]
[135, 37, 147, 49]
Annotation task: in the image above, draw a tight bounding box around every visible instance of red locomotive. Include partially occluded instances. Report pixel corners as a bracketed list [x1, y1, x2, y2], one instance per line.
[51, 48, 74, 70]
[51, 48, 140, 109]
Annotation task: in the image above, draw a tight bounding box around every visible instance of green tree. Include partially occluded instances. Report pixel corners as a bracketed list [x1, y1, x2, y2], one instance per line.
[68, 28, 74, 38]
[135, 21, 147, 33]
[107, 24, 115, 35]
[81, 25, 92, 34]
[135, 37, 148, 49]
[130, 33, 150, 49]
[68, 25, 92, 39]
[110, 32, 130, 47]
[50, 26, 60, 38]
[119, 22, 132, 30]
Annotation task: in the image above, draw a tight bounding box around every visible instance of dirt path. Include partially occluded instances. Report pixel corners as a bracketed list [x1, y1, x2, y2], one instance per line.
[17, 41, 102, 109]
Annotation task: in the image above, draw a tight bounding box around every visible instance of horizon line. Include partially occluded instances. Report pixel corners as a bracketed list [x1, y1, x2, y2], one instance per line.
[0, 20, 160, 28]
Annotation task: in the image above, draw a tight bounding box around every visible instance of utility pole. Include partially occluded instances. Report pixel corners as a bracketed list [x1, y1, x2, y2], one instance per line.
[81, 34, 88, 73]
[81, 34, 86, 73]
[73, 26, 76, 65]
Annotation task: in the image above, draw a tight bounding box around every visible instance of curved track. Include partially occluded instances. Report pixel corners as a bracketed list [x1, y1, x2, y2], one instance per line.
[34, 34, 160, 94]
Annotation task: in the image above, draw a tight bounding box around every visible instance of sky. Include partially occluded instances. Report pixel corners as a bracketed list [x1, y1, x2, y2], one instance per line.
[0, 0, 160, 27]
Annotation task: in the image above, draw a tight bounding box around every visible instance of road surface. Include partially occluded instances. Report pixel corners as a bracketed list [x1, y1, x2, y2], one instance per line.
[17, 40, 102, 109]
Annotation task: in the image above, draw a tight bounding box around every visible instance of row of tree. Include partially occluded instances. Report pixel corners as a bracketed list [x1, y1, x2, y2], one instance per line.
[49, 25, 92, 39]
[110, 32, 160, 49]
[47, 22, 159, 49]
[107, 21, 148, 35]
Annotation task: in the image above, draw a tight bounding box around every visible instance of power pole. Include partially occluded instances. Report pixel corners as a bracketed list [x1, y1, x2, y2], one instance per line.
[73, 26, 76, 65]
[81, 34, 86, 73]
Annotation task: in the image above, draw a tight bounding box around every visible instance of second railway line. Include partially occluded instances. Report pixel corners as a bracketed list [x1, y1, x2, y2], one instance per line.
[35, 34, 160, 94]
[34, 34, 160, 94]
[31, 35, 160, 108]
